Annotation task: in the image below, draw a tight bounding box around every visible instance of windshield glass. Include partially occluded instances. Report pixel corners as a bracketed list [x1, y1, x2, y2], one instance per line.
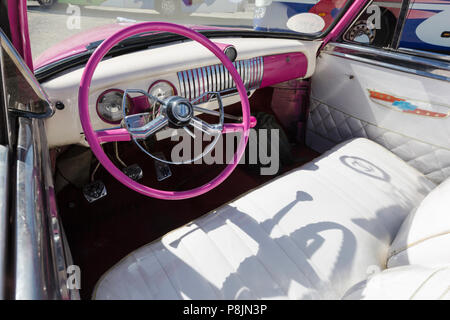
[27, 0, 352, 62]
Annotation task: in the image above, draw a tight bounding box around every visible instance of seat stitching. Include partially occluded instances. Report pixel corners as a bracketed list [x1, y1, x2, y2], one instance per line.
[196, 218, 261, 299]
[133, 254, 157, 299]
[438, 286, 450, 300]
[150, 246, 184, 300]
[410, 266, 449, 300]
[177, 235, 224, 299]
[388, 230, 450, 260]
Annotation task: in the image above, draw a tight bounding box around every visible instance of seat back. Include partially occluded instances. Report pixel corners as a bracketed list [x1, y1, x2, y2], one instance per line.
[387, 177, 450, 268]
[343, 264, 450, 300]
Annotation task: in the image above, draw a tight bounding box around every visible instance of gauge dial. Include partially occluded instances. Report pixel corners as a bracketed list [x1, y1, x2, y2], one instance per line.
[96, 89, 132, 124]
[148, 80, 177, 102]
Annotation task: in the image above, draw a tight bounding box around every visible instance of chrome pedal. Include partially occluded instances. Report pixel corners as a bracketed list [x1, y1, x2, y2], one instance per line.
[122, 164, 143, 181]
[82, 180, 107, 203]
[154, 152, 172, 181]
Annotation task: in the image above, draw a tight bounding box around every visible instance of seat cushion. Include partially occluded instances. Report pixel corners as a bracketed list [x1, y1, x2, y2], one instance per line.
[387, 178, 450, 268]
[93, 138, 435, 300]
[343, 264, 450, 300]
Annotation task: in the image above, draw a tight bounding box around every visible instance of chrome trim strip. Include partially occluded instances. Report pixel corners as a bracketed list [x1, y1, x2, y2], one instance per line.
[259, 56, 264, 88]
[398, 47, 450, 63]
[322, 42, 450, 82]
[247, 58, 253, 89]
[252, 58, 257, 89]
[178, 56, 264, 101]
[251, 58, 256, 89]
[201, 67, 207, 102]
[245, 59, 251, 89]
[219, 64, 225, 91]
[211, 65, 218, 92]
[214, 65, 220, 91]
[206, 66, 212, 93]
[225, 68, 231, 90]
[0, 145, 8, 299]
[232, 62, 237, 88]
[253, 58, 257, 88]
[192, 68, 199, 99]
[239, 60, 245, 89]
[14, 118, 76, 299]
[187, 69, 195, 100]
[182, 71, 189, 100]
[177, 72, 185, 99]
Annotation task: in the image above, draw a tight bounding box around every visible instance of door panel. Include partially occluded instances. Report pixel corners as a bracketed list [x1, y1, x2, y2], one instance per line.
[306, 43, 450, 183]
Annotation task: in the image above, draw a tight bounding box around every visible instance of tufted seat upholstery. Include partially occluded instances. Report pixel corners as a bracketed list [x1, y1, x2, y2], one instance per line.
[93, 138, 449, 300]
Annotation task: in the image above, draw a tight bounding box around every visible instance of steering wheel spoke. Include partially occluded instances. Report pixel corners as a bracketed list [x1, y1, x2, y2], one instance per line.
[190, 116, 221, 136]
[124, 114, 168, 140]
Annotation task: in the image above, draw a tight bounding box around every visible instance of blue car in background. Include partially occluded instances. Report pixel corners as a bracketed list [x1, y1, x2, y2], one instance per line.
[253, 0, 450, 54]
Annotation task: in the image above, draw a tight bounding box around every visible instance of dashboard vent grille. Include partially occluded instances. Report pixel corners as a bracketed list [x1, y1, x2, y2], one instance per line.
[177, 56, 264, 102]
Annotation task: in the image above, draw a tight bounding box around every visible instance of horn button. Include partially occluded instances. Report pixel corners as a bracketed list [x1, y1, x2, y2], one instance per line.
[165, 96, 194, 127]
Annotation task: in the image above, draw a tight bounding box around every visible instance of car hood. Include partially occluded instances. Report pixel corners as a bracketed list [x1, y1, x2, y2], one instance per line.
[33, 23, 236, 71]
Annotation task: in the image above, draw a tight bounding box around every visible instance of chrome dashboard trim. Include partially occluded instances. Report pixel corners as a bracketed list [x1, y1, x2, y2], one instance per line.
[187, 70, 195, 100]
[177, 72, 185, 99]
[192, 68, 199, 99]
[177, 56, 264, 102]
[322, 42, 450, 82]
[206, 66, 212, 93]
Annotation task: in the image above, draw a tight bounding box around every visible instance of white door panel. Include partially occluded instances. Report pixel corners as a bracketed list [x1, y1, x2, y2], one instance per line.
[307, 46, 450, 183]
[311, 53, 450, 149]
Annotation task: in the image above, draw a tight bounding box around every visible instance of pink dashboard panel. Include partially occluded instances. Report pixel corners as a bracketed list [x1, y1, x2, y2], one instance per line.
[260, 52, 308, 88]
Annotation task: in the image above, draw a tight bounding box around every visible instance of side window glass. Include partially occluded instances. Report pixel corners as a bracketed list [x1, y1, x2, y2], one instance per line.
[343, 0, 450, 56]
[343, 1, 399, 48]
[398, 1, 450, 55]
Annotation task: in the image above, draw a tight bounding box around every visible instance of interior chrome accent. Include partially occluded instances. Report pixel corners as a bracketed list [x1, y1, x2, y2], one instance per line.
[177, 57, 264, 102]
[0, 145, 8, 299]
[14, 118, 76, 299]
[0, 30, 54, 119]
[322, 42, 450, 82]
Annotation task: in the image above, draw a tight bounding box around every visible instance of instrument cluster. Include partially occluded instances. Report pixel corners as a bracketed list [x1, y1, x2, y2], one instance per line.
[96, 80, 177, 124]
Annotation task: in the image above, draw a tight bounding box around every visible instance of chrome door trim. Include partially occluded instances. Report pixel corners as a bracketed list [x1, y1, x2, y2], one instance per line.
[321, 42, 450, 82]
[14, 118, 78, 299]
[0, 145, 8, 299]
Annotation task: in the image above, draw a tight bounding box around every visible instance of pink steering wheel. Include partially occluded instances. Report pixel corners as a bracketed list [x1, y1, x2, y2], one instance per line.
[78, 22, 251, 200]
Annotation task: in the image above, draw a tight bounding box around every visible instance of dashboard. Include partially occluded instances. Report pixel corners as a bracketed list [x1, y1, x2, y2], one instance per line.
[41, 37, 321, 148]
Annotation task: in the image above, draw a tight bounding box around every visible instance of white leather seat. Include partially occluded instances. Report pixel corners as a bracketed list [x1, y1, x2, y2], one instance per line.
[343, 264, 450, 300]
[94, 138, 444, 300]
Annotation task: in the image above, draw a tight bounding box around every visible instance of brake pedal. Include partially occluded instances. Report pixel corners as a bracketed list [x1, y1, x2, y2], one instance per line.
[154, 152, 172, 181]
[122, 164, 143, 181]
[82, 180, 107, 203]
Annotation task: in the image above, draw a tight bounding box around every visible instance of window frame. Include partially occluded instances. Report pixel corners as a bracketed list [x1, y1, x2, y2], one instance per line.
[340, 0, 450, 63]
